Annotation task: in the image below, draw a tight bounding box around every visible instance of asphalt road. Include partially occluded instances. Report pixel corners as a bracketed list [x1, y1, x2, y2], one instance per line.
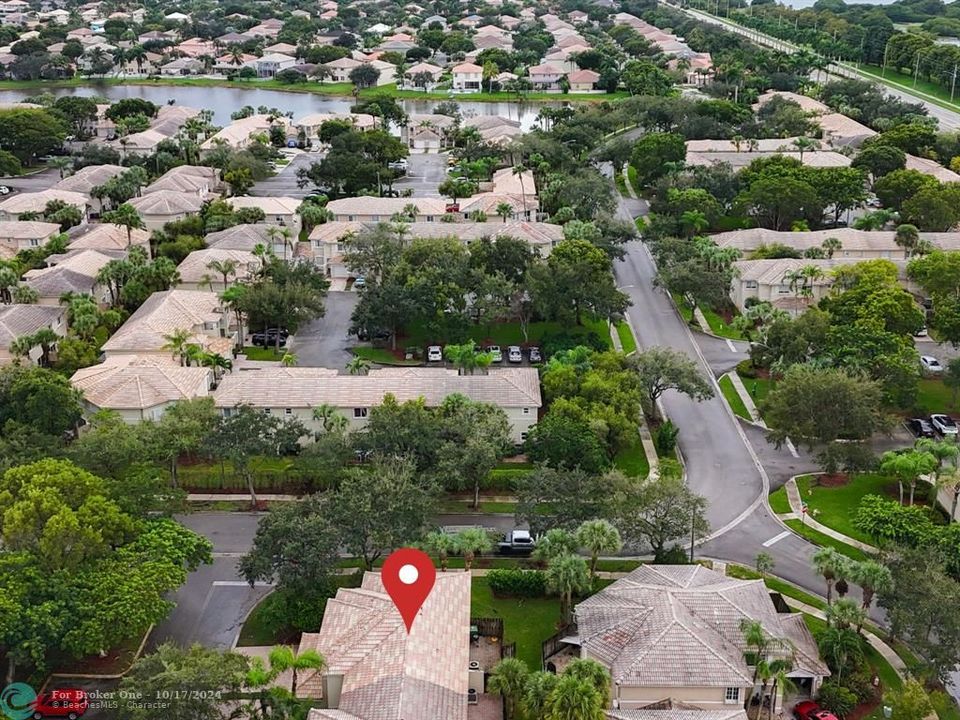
[248, 152, 316, 199]
[393, 152, 449, 198]
[291, 291, 358, 369]
[0, 167, 59, 193]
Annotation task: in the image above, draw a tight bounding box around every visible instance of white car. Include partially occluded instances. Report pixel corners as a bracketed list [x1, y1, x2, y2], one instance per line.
[427, 345, 443, 362]
[486, 345, 502, 363]
[931, 414, 958, 437]
[921, 355, 943, 373]
[0, 186, 9, 195]
[507, 345, 522, 363]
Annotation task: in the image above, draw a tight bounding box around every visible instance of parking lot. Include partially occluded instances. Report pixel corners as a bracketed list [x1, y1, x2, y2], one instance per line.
[290, 291, 358, 369]
[248, 150, 316, 199]
[393, 152, 448, 198]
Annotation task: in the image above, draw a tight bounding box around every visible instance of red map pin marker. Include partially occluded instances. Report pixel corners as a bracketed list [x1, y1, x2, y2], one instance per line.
[381, 547, 437, 633]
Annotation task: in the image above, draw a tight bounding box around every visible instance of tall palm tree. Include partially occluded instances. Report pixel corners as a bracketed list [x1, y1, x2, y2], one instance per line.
[495, 201, 514, 223]
[563, 659, 611, 709]
[345, 355, 371, 375]
[880, 448, 936, 506]
[826, 597, 867, 632]
[544, 674, 604, 720]
[532, 529, 578, 566]
[545, 553, 591, 627]
[267, 225, 295, 261]
[821, 236, 842, 259]
[455, 528, 493, 570]
[311, 403, 342, 433]
[575, 519, 621, 580]
[766, 660, 797, 720]
[8, 335, 35, 364]
[200, 352, 233, 383]
[914, 437, 958, 504]
[47, 156, 73, 180]
[791, 137, 819, 162]
[523, 672, 560, 719]
[421, 531, 457, 571]
[812, 547, 843, 605]
[162, 328, 192, 366]
[0, 266, 19, 304]
[29, 327, 59, 366]
[267, 645, 325, 697]
[443, 341, 492, 376]
[206, 258, 240, 291]
[102, 203, 146, 249]
[680, 209, 709, 238]
[740, 619, 770, 680]
[817, 626, 862, 683]
[851, 560, 891, 627]
[488, 658, 529, 720]
[512, 163, 529, 217]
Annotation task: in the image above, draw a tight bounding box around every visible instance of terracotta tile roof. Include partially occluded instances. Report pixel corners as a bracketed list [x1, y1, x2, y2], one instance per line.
[102, 289, 230, 354]
[0, 304, 63, 348]
[301, 571, 470, 720]
[574, 565, 829, 688]
[176, 248, 259, 285]
[213, 367, 542, 409]
[0, 221, 61, 241]
[128, 190, 203, 215]
[67, 223, 151, 251]
[71, 355, 212, 409]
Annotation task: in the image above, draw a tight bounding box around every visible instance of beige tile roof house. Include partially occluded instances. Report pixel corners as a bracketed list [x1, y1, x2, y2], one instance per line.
[295, 112, 378, 140]
[144, 165, 222, 197]
[712, 228, 960, 256]
[685, 138, 805, 154]
[23, 248, 119, 305]
[116, 128, 169, 157]
[228, 196, 303, 236]
[730, 257, 872, 314]
[200, 114, 292, 153]
[300, 571, 470, 720]
[127, 190, 204, 231]
[815, 113, 876, 148]
[175, 248, 260, 291]
[66, 222, 151, 253]
[102, 289, 236, 358]
[71, 355, 213, 421]
[204, 223, 284, 254]
[213, 367, 541, 442]
[0, 304, 66, 366]
[311, 220, 563, 278]
[327, 196, 451, 223]
[0, 189, 89, 222]
[905, 154, 960, 183]
[608, 706, 747, 720]
[53, 164, 125, 214]
[562, 565, 829, 712]
[753, 90, 830, 115]
[685, 150, 850, 170]
[0, 220, 61, 258]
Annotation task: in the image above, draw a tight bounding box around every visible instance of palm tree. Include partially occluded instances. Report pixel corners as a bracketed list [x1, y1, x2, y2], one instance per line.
[266, 645, 325, 697]
[443, 341, 493, 376]
[48, 156, 73, 180]
[545, 553, 591, 627]
[544, 674, 604, 720]
[741, 619, 770, 680]
[791, 137, 820, 162]
[532, 529, 578, 566]
[817, 626, 862, 683]
[455, 528, 493, 570]
[766, 660, 798, 720]
[267, 225, 295, 261]
[825, 597, 866, 631]
[512, 163, 529, 217]
[345, 355, 371, 375]
[850, 560, 890, 628]
[575, 519, 621, 580]
[0, 266, 19, 304]
[280, 352, 297, 367]
[894, 223, 919, 258]
[488, 658, 529, 720]
[914, 437, 958, 504]
[880, 448, 936, 506]
[523, 672, 560, 719]
[162, 328, 192, 366]
[311, 404, 343, 433]
[29, 327, 59, 366]
[8, 335, 35, 364]
[564, 658, 611, 709]
[812, 547, 843, 605]
[822, 236, 842, 259]
[679, 209, 709, 238]
[495, 201, 514, 223]
[206, 258, 240, 291]
[102, 203, 146, 249]
[200, 352, 233, 383]
[421, 531, 457, 571]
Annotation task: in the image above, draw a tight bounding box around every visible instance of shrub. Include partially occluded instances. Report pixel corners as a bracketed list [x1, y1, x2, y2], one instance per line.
[654, 420, 679, 456]
[484, 468, 529, 491]
[817, 680, 858, 718]
[736, 359, 758, 378]
[843, 670, 880, 704]
[653, 544, 689, 564]
[487, 568, 547, 598]
[541, 328, 606, 357]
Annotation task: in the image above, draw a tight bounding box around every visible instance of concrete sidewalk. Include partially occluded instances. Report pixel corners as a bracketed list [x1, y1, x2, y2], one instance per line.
[784, 478, 878, 553]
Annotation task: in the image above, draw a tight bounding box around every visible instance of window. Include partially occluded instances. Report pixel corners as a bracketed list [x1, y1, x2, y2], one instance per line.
[724, 688, 740, 704]
[777, 285, 791, 294]
[522, 407, 530, 415]
[347, 215, 355, 222]
[520, 432, 528, 441]
[371, 215, 380, 222]
[745, 280, 758, 289]
[354, 407, 368, 418]
[29, 238, 40, 247]
[284, 408, 293, 416]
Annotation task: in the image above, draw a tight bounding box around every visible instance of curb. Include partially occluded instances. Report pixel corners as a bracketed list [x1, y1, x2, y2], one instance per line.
[783, 474, 879, 553]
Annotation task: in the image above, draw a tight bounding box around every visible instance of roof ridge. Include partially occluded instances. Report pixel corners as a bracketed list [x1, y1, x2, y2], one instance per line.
[668, 599, 753, 684]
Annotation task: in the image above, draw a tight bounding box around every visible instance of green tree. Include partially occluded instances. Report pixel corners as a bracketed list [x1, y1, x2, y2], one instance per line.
[456, 527, 493, 570]
[524, 412, 609, 474]
[0, 365, 82, 436]
[421, 530, 458, 571]
[812, 547, 845, 605]
[615, 473, 710, 560]
[443, 341, 493, 376]
[629, 132, 685, 187]
[631, 346, 714, 420]
[886, 680, 935, 720]
[488, 657, 529, 720]
[532, 528, 579, 565]
[0, 108, 68, 164]
[265, 645, 325, 697]
[576, 519, 622, 579]
[545, 553, 591, 627]
[101, 202, 146, 249]
[515, 465, 622, 536]
[880, 448, 936, 506]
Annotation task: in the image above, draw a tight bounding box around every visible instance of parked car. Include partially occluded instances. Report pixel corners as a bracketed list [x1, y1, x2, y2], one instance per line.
[353, 276, 366, 289]
[31, 688, 88, 718]
[914, 325, 928, 337]
[0, 185, 9, 195]
[931, 414, 958, 437]
[388, 159, 408, 171]
[906, 418, 936, 438]
[356, 327, 390, 342]
[250, 328, 288, 347]
[507, 345, 522, 363]
[486, 345, 502, 363]
[528, 346, 542, 363]
[497, 529, 536, 556]
[921, 355, 943, 373]
[793, 701, 838, 720]
[427, 345, 443, 362]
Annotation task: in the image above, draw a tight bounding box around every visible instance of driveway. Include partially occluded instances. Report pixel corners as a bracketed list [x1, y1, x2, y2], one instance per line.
[248, 152, 316, 199]
[0, 167, 60, 194]
[394, 152, 448, 198]
[291, 290, 358, 369]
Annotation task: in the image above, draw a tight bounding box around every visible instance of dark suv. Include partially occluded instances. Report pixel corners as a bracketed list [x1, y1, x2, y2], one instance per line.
[250, 328, 289, 347]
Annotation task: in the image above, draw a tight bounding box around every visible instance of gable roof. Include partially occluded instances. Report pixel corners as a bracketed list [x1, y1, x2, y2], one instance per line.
[575, 565, 829, 687]
[0, 304, 63, 349]
[67, 223, 150, 251]
[71, 356, 212, 410]
[0, 220, 61, 241]
[128, 190, 204, 215]
[204, 223, 277, 250]
[101, 289, 228, 354]
[301, 571, 470, 720]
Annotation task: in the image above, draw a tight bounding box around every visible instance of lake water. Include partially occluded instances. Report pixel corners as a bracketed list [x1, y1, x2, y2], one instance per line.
[0, 82, 550, 130]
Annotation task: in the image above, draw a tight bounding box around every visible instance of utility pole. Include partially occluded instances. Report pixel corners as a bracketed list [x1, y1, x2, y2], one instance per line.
[881, 41, 889, 79]
[952, 63, 958, 103]
[913, 49, 921, 88]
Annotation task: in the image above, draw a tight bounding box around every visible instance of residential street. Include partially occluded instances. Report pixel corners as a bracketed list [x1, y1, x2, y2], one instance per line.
[291, 291, 358, 369]
[393, 152, 448, 198]
[248, 152, 315, 199]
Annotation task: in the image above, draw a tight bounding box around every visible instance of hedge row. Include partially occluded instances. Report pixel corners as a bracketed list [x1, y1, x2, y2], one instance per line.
[487, 568, 547, 598]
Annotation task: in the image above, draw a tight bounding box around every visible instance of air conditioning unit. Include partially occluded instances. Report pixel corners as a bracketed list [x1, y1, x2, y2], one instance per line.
[467, 689, 479, 705]
[468, 660, 481, 671]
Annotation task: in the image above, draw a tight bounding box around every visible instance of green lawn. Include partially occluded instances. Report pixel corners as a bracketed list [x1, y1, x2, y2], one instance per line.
[719, 374, 751, 420]
[351, 346, 422, 366]
[738, 372, 774, 409]
[616, 320, 637, 355]
[783, 519, 870, 562]
[726, 564, 827, 610]
[614, 439, 650, 478]
[915, 378, 959, 414]
[855, 63, 960, 114]
[614, 171, 629, 197]
[768, 485, 792, 514]
[242, 346, 285, 361]
[626, 166, 640, 196]
[792, 474, 893, 545]
[471, 577, 563, 670]
[701, 306, 745, 340]
[671, 293, 695, 324]
[401, 318, 610, 350]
